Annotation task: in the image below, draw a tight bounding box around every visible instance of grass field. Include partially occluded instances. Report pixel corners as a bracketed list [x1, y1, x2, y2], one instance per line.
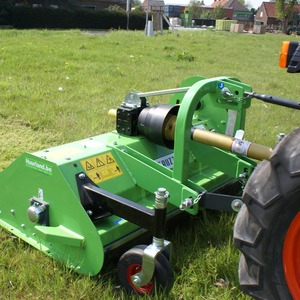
[0, 29, 299, 299]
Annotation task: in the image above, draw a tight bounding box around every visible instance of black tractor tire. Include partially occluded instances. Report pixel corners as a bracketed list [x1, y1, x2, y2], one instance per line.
[117, 245, 174, 295]
[234, 127, 300, 300]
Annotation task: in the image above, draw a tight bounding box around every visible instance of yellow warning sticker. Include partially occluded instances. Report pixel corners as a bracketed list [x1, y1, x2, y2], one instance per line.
[80, 152, 123, 184]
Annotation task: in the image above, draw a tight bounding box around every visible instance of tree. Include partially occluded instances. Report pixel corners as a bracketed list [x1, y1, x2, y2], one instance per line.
[276, 0, 298, 32]
[132, 0, 143, 12]
[186, 0, 205, 18]
[213, 5, 225, 19]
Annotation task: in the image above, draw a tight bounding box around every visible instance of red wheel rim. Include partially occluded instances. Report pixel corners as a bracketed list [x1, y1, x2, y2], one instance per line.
[283, 212, 300, 299]
[126, 263, 154, 294]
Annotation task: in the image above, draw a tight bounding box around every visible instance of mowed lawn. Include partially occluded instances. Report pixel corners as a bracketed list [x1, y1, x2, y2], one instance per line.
[0, 28, 299, 299]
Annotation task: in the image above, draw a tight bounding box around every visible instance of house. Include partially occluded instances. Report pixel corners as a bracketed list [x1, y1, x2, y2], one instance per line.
[211, 0, 248, 11]
[164, 4, 186, 18]
[255, 2, 278, 26]
[255, 2, 300, 26]
[210, 6, 233, 19]
[211, 0, 253, 22]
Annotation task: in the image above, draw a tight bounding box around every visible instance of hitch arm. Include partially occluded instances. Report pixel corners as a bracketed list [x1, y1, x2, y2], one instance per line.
[244, 91, 300, 110]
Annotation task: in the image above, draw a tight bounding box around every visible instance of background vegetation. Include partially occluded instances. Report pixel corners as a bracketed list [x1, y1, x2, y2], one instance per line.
[10, 6, 147, 29]
[0, 29, 299, 299]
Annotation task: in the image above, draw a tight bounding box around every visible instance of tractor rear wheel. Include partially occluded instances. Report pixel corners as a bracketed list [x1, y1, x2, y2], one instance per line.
[234, 127, 300, 300]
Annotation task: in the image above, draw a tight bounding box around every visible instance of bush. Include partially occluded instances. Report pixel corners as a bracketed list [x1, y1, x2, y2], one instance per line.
[12, 6, 147, 30]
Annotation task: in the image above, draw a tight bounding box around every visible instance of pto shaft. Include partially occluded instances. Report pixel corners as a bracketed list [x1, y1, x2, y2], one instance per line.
[191, 128, 272, 160]
[162, 114, 272, 160]
[109, 106, 272, 161]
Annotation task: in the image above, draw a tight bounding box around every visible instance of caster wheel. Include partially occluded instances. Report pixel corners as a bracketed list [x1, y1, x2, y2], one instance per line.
[117, 245, 174, 295]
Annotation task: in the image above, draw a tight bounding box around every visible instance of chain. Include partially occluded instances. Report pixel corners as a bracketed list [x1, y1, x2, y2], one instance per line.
[193, 192, 204, 205]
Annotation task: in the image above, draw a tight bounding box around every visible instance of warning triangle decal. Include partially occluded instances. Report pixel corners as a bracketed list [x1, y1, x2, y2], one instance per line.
[106, 155, 115, 164]
[96, 158, 105, 167]
[85, 161, 95, 171]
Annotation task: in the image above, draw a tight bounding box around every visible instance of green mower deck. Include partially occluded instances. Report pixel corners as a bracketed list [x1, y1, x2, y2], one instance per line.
[2, 75, 282, 293]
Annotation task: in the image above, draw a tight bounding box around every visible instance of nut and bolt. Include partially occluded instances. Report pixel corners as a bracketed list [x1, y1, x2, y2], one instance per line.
[231, 199, 243, 212]
[155, 188, 169, 209]
[179, 198, 194, 210]
[79, 173, 86, 180]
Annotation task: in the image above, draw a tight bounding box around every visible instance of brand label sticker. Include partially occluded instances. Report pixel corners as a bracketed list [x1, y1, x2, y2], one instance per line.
[25, 157, 53, 175]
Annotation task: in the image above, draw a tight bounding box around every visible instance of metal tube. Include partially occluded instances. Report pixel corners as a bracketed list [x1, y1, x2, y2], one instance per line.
[153, 188, 168, 239]
[191, 128, 272, 161]
[134, 87, 190, 98]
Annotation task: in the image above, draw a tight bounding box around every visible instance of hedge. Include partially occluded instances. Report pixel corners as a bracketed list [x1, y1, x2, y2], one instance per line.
[11, 6, 147, 30]
[0, 1, 13, 26]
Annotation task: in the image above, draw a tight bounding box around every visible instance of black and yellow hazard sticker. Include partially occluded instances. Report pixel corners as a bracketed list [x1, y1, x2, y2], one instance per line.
[80, 152, 122, 184]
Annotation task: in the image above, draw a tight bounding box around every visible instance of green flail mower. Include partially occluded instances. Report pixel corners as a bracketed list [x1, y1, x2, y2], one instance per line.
[0, 76, 299, 298]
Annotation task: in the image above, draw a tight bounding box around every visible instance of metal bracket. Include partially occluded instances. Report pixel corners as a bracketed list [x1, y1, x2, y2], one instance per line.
[76, 173, 169, 237]
[131, 240, 172, 287]
[27, 197, 49, 226]
[199, 192, 243, 212]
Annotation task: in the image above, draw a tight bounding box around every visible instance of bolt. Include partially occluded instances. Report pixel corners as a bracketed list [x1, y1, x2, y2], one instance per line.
[21, 224, 25, 229]
[157, 187, 166, 196]
[79, 173, 85, 180]
[180, 198, 194, 210]
[155, 188, 169, 209]
[234, 202, 240, 208]
[10, 209, 15, 215]
[231, 199, 243, 212]
[86, 210, 93, 216]
[132, 276, 141, 286]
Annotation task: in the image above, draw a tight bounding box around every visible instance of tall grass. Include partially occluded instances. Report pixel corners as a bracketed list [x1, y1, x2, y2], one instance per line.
[0, 29, 299, 299]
